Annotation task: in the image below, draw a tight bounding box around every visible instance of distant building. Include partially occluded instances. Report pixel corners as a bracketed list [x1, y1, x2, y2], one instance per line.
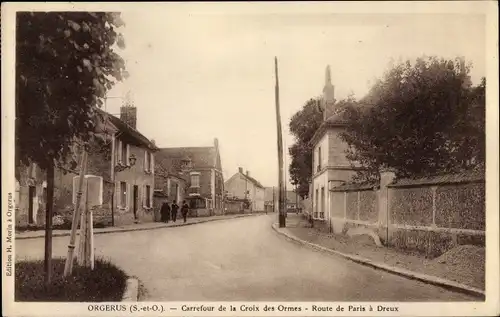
[286, 190, 302, 211]
[264, 187, 277, 213]
[225, 168, 265, 212]
[155, 138, 224, 217]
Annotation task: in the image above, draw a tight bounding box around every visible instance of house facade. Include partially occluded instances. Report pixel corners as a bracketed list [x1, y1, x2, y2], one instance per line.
[286, 190, 302, 211]
[309, 66, 359, 223]
[156, 138, 224, 217]
[225, 168, 265, 212]
[15, 163, 47, 226]
[264, 187, 277, 213]
[15, 104, 159, 227]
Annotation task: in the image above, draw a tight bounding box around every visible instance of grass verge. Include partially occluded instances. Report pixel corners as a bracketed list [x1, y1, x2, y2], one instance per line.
[15, 257, 128, 302]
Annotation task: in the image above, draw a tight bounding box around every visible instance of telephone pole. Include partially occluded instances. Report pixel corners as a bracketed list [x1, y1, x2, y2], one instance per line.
[274, 57, 286, 228]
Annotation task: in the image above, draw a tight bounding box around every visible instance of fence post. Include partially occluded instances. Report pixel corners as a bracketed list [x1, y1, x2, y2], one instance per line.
[378, 168, 396, 244]
[357, 191, 361, 221]
[341, 192, 346, 223]
[431, 186, 438, 227]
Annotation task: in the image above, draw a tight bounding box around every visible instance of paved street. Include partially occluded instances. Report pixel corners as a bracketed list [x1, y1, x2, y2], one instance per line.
[16, 215, 475, 301]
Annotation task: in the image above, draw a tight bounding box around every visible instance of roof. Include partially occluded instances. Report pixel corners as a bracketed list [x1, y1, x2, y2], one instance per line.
[157, 147, 216, 169]
[309, 114, 348, 147]
[241, 173, 265, 189]
[330, 182, 378, 192]
[96, 108, 158, 151]
[154, 151, 188, 180]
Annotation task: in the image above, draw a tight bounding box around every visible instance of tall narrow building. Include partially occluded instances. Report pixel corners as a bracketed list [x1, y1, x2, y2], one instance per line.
[309, 65, 358, 230]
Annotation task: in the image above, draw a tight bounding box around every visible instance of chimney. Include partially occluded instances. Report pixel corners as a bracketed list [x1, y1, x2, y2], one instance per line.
[322, 65, 336, 121]
[238, 167, 243, 174]
[214, 137, 219, 148]
[246, 170, 249, 177]
[120, 106, 137, 129]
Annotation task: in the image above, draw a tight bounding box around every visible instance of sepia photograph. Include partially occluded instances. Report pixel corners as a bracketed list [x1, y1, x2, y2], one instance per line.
[2, 1, 499, 316]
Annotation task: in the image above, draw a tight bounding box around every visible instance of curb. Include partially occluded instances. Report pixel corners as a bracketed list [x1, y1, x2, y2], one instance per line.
[122, 278, 139, 302]
[271, 223, 485, 300]
[16, 213, 265, 240]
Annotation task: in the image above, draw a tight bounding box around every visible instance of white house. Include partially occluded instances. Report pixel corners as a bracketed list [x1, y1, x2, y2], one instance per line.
[224, 168, 265, 212]
[309, 65, 359, 223]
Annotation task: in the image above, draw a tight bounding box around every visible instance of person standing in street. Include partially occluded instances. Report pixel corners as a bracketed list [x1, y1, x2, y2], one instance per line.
[181, 200, 189, 223]
[171, 200, 179, 222]
[160, 200, 171, 223]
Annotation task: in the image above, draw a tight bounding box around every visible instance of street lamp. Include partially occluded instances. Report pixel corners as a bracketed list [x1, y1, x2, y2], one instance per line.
[114, 154, 137, 172]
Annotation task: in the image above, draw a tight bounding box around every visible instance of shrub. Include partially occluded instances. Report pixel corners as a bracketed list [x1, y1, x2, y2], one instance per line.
[15, 257, 128, 302]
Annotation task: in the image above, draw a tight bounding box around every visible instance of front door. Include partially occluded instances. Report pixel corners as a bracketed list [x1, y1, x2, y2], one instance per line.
[133, 185, 139, 219]
[28, 186, 35, 224]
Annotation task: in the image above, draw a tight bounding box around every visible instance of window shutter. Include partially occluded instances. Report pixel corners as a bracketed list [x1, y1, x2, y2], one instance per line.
[126, 144, 130, 166]
[115, 181, 120, 208]
[151, 153, 155, 174]
[142, 185, 146, 207]
[150, 185, 153, 208]
[117, 140, 122, 164]
[126, 183, 131, 210]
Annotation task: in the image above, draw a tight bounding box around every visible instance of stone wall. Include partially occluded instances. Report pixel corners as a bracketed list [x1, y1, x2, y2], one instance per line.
[328, 171, 485, 258]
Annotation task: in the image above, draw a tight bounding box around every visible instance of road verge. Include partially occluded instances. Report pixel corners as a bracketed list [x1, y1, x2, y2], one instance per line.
[271, 223, 485, 300]
[16, 213, 265, 240]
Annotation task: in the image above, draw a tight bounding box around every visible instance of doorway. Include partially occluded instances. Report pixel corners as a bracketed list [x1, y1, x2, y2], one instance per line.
[28, 186, 35, 224]
[133, 185, 138, 219]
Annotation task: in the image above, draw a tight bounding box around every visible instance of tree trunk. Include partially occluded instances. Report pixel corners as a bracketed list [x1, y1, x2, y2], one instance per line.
[44, 163, 54, 285]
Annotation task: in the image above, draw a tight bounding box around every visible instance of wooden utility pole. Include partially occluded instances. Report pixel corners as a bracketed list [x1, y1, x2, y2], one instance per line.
[44, 161, 55, 285]
[64, 151, 87, 277]
[274, 57, 286, 228]
[272, 186, 275, 213]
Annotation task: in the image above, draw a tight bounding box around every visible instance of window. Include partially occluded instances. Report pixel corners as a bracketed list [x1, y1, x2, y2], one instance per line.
[120, 182, 127, 207]
[122, 142, 127, 164]
[190, 173, 200, 188]
[189, 197, 206, 209]
[314, 188, 319, 219]
[144, 151, 154, 172]
[320, 187, 325, 219]
[317, 147, 322, 171]
[116, 140, 129, 165]
[144, 185, 151, 208]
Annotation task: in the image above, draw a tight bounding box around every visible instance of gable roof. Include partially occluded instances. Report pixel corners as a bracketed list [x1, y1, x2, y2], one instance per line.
[154, 151, 188, 180]
[95, 108, 158, 151]
[244, 173, 265, 189]
[157, 147, 216, 170]
[226, 172, 265, 189]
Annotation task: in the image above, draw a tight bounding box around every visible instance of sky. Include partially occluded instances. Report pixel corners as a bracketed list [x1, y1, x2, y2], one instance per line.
[104, 6, 486, 188]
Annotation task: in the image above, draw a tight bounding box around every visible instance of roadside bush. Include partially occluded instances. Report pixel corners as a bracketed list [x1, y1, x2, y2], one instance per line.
[15, 257, 128, 301]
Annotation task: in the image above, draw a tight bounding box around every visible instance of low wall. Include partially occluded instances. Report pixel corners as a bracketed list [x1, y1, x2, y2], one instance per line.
[225, 200, 245, 214]
[328, 171, 485, 258]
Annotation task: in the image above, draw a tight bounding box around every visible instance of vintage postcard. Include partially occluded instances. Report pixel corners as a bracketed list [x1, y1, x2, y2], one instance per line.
[2, 1, 499, 316]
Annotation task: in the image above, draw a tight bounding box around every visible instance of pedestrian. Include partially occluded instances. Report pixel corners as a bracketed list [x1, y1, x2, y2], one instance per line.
[160, 200, 171, 223]
[181, 200, 189, 223]
[171, 200, 179, 222]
